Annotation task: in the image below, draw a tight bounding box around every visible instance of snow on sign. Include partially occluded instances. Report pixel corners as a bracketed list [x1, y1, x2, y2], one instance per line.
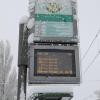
[34, 0, 74, 38]
[35, 0, 72, 15]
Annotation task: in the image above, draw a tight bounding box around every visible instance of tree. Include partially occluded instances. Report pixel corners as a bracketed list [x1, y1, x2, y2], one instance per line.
[5, 67, 17, 100]
[0, 40, 17, 100]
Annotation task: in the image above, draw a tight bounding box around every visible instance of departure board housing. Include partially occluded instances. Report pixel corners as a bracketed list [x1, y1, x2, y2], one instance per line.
[28, 44, 80, 84]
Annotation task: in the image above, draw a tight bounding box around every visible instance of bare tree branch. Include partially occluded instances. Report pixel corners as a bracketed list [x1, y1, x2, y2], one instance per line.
[0, 40, 17, 100]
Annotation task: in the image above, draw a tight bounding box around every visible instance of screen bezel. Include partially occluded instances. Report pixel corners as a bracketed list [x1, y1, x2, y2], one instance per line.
[29, 45, 80, 84]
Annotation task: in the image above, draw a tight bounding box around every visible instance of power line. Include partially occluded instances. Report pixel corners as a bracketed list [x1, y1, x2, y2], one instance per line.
[83, 50, 100, 76]
[82, 30, 100, 61]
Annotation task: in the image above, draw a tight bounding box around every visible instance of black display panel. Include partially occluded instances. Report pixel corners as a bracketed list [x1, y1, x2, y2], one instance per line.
[34, 49, 76, 76]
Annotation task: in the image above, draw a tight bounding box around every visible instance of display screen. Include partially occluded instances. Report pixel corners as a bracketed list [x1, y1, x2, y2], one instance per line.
[34, 49, 76, 76]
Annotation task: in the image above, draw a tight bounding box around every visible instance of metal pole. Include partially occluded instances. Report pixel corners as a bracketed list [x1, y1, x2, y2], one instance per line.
[17, 22, 29, 100]
[17, 66, 27, 100]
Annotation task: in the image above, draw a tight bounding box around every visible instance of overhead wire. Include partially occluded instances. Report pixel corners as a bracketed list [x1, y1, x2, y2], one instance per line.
[82, 30, 100, 61]
[81, 30, 100, 79]
[83, 50, 100, 76]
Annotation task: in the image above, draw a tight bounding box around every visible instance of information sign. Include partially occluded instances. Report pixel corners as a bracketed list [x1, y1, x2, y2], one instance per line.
[34, 0, 74, 38]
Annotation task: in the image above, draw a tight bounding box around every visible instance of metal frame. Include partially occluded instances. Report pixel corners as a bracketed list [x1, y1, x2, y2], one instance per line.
[28, 44, 80, 84]
[33, 37, 78, 43]
[27, 93, 73, 100]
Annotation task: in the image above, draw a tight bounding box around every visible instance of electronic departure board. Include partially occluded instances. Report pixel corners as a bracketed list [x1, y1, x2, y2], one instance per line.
[29, 45, 80, 84]
[34, 49, 76, 76]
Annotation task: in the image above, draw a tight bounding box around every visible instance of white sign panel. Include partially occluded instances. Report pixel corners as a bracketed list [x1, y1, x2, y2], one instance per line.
[34, 0, 74, 38]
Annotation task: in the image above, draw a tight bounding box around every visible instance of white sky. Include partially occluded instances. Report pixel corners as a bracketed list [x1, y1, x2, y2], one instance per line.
[0, 0, 100, 100]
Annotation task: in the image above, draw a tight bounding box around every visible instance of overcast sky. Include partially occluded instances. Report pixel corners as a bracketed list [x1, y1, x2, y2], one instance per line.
[0, 0, 100, 100]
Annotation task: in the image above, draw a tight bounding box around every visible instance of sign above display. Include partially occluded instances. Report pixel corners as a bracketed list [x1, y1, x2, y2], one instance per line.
[35, 0, 72, 15]
[34, 0, 75, 39]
